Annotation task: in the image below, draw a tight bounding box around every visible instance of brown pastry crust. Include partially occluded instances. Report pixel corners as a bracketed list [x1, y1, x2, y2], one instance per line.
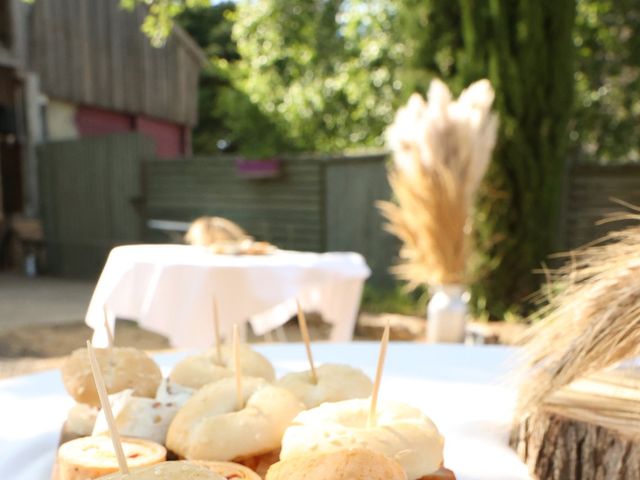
[194, 460, 262, 479]
[61, 347, 162, 407]
[234, 449, 280, 478]
[418, 467, 456, 479]
[265, 449, 407, 480]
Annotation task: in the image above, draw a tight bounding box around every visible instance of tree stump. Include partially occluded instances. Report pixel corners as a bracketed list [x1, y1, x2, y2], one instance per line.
[510, 370, 640, 479]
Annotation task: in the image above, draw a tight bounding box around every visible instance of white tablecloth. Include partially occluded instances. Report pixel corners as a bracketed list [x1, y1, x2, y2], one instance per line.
[85, 245, 371, 347]
[0, 343, 530, 480]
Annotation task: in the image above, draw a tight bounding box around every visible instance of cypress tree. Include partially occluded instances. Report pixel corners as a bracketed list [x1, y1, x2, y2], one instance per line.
[468, 1, 576, 317]
[399, 1, 576, 317]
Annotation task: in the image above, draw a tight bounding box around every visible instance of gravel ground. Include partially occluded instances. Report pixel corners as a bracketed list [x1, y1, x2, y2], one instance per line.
[0, 316, 333, 379]
[0, 273, 94, 328]
[0, 320, 170, 379]
[0, 316, 526, 379]
[0, 273, 527, 379]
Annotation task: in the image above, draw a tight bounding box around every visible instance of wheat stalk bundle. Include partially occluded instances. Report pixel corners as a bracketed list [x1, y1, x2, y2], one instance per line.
[379, 79, 498, 287]
[517, 212, 640, 416]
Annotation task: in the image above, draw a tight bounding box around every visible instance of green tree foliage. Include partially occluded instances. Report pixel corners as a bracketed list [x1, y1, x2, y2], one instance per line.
[217, 0, 404, 156]
[397, 0, 576, 318]
[176, 2, 238, 154]
[571, 0, 640, 163]
[395, 0, 464, 96]
[467, 2, 576, 318]
[119, 0, 210, 47]
[22, 0, 208, 47]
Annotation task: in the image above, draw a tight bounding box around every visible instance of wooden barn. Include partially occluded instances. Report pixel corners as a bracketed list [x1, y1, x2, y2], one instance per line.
[0, 0, 203, 227]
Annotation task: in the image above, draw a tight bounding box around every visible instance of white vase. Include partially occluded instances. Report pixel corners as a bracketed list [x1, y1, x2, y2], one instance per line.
[427, 284, 468, 343]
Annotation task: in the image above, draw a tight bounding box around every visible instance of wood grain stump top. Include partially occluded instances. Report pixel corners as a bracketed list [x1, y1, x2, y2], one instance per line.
[510, 370, 640, 480]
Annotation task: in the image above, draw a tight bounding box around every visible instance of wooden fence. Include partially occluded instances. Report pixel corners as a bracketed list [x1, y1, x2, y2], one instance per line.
[38, 133, 640, 282]
[561, 164, 640, 250]
[320, 156, 397, 283]
[143, 156, 326, 251]
[143, 153, 397, 284]
[39, 134, 153, 277]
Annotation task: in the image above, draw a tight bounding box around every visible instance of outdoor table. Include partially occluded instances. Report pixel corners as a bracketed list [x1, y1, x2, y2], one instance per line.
[85, 245, 371, 347]
[0, 343, 530, 480]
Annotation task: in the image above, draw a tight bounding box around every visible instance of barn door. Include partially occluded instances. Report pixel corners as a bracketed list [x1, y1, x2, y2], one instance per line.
[38, 133, 153, 277]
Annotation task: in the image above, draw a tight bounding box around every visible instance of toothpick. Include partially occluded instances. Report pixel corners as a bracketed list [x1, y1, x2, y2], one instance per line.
[103, 306, 114, 353]
[233, 324, 243, 410]
[368, 321, 390, 428]
[213, 297, 222, 364]
[296, 300, 317, 384]
[86, 341, 129, 474]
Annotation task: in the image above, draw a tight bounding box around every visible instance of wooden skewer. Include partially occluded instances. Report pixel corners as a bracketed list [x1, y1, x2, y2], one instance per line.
[368, 321, 390, 428]
[103, 306, 114, 353]
[233, 324, 243, 410]
[296, 300, 318, 384]
[213, 297, 222, 364]
[86, 341, 129, 474]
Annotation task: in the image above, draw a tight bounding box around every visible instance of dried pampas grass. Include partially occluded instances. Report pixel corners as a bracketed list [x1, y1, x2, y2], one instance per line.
[517, 211, 640, 415]
[379, 161, 467, 286]
[379, 79, 498, 287]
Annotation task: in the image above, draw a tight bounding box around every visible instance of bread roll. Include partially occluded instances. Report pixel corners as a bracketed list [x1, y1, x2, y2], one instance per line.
[57, 435, 166, 480]
[276, 363, 372, 408]
[266, 448, 407, 480]
[185, 216, 248, 246]
[65, 403, 99, 438]
[92, 389, 179, 444]
[193, 460, 262, 479]
[96, 461, 225, 479]
[59, 403, 99, 445]
[169, 345, 275, 389]
[280, 398, 444, 480]
[166, 377, 303, 461]
[61, 347, 162, 407]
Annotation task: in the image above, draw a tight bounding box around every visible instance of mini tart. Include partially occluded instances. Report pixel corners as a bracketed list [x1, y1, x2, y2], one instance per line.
[169, 344, 275, 389]
[57, 436, 166, 480]
[61, 347, 162, 407]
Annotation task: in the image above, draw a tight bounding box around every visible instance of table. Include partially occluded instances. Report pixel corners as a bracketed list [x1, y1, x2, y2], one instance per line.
[85, 245, 371, 347]
[0, 343, 531, 480]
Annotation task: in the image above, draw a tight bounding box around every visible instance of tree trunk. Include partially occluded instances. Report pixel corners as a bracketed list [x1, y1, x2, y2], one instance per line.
[510, 371, 640, 479]
[511, 410, 640, 480]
